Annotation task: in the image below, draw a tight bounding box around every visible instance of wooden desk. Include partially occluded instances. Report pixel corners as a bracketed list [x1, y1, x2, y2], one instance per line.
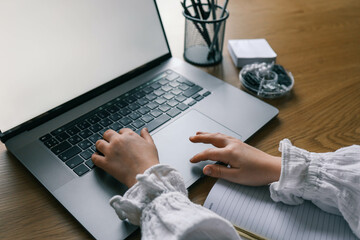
[1, 0, 359, 239]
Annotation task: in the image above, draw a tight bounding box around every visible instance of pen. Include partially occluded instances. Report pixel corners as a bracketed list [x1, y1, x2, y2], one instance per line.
[207, 0, 229, 59]
[210, 0, 218, 52]
[181, 1, 211, 46]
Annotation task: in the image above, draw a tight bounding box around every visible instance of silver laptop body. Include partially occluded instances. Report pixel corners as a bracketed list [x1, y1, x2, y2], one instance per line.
[0, 0, 278, 239]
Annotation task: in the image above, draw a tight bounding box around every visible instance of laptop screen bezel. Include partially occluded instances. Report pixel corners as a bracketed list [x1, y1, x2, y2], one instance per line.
[0, 0, 172, 143]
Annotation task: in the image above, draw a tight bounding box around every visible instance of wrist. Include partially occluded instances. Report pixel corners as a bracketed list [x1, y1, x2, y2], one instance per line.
[266, 156, 281, 183]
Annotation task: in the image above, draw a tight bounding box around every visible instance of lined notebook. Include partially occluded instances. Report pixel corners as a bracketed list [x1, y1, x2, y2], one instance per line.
[204, 179, 357, 240]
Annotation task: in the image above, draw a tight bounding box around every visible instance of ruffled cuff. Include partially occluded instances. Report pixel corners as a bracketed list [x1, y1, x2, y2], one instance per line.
[269, 139, 315, 205]
[109, 164, 187, 225]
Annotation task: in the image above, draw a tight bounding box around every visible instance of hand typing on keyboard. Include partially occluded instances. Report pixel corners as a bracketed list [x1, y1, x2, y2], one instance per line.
[91, 128, 159, 188]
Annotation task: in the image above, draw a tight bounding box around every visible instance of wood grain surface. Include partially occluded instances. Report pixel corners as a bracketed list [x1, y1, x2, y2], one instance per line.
[1, 0, 359, 239]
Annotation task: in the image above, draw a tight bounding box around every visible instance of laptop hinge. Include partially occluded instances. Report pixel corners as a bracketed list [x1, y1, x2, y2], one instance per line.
[0, 130, 5, 143]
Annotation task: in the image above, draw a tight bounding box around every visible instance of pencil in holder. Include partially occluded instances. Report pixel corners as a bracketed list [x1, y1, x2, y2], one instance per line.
[183, 3, 229, 66]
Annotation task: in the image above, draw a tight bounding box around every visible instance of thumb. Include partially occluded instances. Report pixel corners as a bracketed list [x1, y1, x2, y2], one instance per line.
[140, 128, 155, 144]
[203, 164, 235, 180]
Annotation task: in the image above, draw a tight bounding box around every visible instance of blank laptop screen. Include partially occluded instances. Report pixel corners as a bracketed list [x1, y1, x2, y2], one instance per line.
[0, 0, 169, 132]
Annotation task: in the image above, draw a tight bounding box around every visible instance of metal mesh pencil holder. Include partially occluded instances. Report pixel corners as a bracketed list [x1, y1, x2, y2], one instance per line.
[183, 3, 229, 66]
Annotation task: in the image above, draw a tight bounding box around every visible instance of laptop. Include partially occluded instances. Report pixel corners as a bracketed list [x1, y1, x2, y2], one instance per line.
[0, 0, 278, 239]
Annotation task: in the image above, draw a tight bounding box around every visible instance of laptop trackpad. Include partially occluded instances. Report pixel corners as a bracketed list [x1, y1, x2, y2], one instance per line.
[152, 110, 242, 187]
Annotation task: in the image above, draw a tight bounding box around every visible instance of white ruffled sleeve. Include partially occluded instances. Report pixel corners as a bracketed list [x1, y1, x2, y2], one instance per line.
[270, 139, 360, 238]
[110, 164, 240, 240]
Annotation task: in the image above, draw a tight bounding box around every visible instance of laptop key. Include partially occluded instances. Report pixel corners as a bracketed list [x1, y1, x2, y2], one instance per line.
[55, 132, 70, 142]
[143, 86, 153, 94]
[59, 146, 82, 161]
[150, 82, 161, 90]
[77, 121, 91, 130]
[81, 149, 93, 160]
[129, 112, 141, 120]
[203, 91, 211, 97]
[68, 135, 82, 145]
[167, 108, 181, 118]
[166, 72, 179, 81]
[171, 88, 182, 95]
[85, 159, 95, 169]
[158, 104, 171, 112]
[89, 123, 102, 133]
[132, 119, 145, 129]
[145, 93, 157, 101]
[119, 117, 132, 126]
[137, 98, 149, 106]
[44, 138, 59, 148]
[116, 100, 128, 108]
[154, 89, 165, 96]
[155, 97, 167, 105]
[188, 100, 197, 106]
[98, 129, 108, 136]
[51, 141, 71, 155]
[109, 122, 122, 131]
[150, 109, 163, 118]
[163, 93, 174, 100]
[175, 95, 187, 102]
[79, 129, 93, 139]
[119, 108, 131, 116]
[128, 103, 140, 111]
[141, 114, 154, 123]
[66, 126, 81, 135]
[97, 110, 110, 119]
[73, 164, 89, 176]
[161, 85, 173, 92]
[133, 90, 146, 99]
[99, 118, 113, 127]
[88, 133, 102, 143]
[146, 114, 171, 132]
[124, 95, 137, 104]
[147, 102, 159, 110]
[183, 85, 203, 97]
[179, 84, 189, 91]
[106, 105, 119, 114]
[192, 93, 201, 99]
[195, 95, 204, 101]
[167, 99, 179, 107]
[177, 103, 189, 111]
[78, 140, 92, 150]
[66, 155, 83, 169]
[88, 115, 101, 124]
[109, 112, 122, 121]
[138, 106, 151, 115]
[40, 134, 52, 142]
[182, 79, 195, 87]
[51, 126, 67, 136]
[158, 78, 169, 85]
[169, 81, 180, 88]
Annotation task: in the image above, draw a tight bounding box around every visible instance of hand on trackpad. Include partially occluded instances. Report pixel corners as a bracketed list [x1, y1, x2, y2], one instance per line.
[151, 110, 242, 187]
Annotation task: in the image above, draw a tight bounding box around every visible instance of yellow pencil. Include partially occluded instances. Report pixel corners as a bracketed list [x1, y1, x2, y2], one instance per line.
[233, 225, 267, 240]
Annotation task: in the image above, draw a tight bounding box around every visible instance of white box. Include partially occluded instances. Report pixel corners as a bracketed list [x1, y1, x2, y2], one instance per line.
[228, 39, 277, 68]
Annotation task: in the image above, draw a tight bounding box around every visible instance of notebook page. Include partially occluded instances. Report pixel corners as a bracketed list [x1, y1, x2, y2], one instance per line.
[204, 179, 357, 240]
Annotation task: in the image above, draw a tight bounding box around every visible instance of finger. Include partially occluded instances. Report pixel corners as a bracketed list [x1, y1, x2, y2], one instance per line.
[140, 128, 154, 144]
[102, 129, 118, 142]
[195, 131, 209, 135]
[203, 164, 238, 181]
[91, 152, 106, 168]
[189, 132, 230, 148]
[95, 139, 109, 154]
[190, 148, 228, 163]
[119, 128, 134, 134]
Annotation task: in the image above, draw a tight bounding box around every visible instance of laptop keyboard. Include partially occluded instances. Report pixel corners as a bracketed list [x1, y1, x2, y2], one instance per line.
[39, 70, 211, 177]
